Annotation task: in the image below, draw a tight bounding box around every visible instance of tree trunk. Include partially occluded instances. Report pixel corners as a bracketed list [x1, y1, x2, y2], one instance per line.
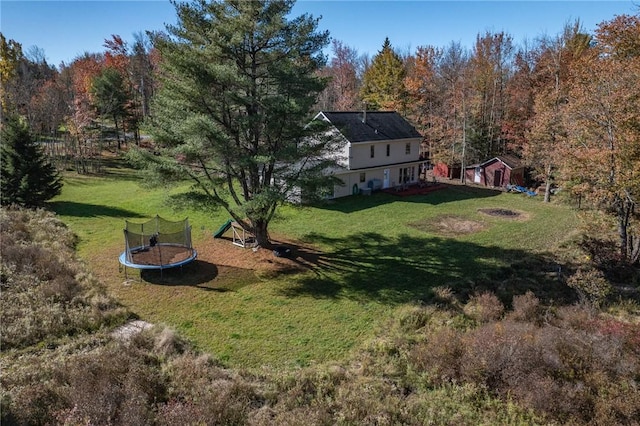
[543, 163, 553, 203]
[252, 219, 271, 248]
[617, 196, 633, 261]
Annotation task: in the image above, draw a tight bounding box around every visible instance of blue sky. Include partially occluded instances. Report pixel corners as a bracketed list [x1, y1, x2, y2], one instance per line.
[1, 1, 636, 67]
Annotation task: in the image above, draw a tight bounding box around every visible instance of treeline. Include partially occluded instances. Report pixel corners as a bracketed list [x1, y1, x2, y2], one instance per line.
[0, 7, 638, 262]
[0, 32, 156, 172]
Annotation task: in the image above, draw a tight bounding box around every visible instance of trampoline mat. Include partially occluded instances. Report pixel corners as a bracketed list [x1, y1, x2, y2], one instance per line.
[129, 245, 193, 266]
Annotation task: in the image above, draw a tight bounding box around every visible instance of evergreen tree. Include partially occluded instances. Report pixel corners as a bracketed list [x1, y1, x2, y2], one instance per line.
[360, 37, 407, 111]
[0, 116, 62, 207]
[133, 0, 340, 246]
[91, 67, 129, 148]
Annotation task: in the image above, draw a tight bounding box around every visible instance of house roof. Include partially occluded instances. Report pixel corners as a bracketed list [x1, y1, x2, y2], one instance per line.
[317, 111, 422, 143]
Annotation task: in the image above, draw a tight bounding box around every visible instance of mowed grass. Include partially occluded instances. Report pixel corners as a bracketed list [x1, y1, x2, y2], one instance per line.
[51, 168, 578, 370]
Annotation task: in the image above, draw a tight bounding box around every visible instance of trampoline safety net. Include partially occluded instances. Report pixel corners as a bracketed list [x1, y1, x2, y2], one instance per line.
[123, 215, 194, 267]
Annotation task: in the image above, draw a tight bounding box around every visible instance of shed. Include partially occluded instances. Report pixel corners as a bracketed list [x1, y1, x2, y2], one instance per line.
[464, 155, 525, 188]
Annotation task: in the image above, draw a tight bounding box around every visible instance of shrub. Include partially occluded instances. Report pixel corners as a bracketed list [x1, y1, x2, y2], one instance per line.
[463, 292, 504, 323]
[508, 291, 542, 324]
[567, 267, 612, 307]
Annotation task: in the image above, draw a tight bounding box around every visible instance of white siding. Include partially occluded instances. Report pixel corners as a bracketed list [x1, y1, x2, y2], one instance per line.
[348, 138, 422, 170]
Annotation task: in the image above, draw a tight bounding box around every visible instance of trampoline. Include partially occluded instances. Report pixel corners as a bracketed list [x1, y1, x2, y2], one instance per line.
[119, 215, 197, 278]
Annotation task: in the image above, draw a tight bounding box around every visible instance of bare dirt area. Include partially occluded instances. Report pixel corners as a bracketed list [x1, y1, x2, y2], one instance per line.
[128, 235, 323, 286]
[409, 215, 486, 237]
[478, 208, 529, 220]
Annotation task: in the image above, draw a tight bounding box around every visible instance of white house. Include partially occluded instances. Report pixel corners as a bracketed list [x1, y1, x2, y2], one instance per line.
[314, 111, 424, 198]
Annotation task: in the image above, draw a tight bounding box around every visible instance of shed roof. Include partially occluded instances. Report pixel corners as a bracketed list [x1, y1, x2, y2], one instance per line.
[317, 111, 422, 143]
[467, 155, 523, 169]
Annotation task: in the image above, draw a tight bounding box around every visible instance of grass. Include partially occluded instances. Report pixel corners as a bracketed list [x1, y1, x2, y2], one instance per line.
[50, 167, 579, 370]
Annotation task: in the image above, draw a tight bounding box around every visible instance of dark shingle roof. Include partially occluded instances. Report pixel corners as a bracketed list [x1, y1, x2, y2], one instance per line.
[319, 111, 422, 142]
[478, 155, 522, 169]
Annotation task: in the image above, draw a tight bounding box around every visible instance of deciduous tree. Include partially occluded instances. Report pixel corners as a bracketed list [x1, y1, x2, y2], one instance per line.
[560, 14, 640, 263]
[317, 40, 361, 111]
[525, 22, 591, 202]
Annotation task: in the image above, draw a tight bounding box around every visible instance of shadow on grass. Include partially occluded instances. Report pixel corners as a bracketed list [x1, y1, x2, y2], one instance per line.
[314, 184, 502, 213]
[140, 260, 257, 292]
[281, 231, 577, 307]
[48, 201, 144, 219]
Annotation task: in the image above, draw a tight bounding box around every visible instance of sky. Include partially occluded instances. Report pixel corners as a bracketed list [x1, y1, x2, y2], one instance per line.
[1, 0, 637, 68]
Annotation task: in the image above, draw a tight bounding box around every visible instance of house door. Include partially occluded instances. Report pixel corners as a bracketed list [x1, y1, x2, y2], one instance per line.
[474, 167, 481, 183]
[383, 169, 390, 189]
[493, 170, 502, 187]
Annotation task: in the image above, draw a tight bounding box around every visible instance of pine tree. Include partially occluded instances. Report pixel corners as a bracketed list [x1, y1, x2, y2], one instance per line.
[1, 116, 62, 207]
[132, 0, 340, 247]
[360, 37, 407, 111]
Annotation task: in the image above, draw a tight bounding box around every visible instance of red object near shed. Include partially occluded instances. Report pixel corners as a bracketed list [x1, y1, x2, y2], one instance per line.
[433, 162, 461, 180]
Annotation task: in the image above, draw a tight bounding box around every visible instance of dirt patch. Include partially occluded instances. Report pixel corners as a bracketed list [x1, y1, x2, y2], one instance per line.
[478, 208, 528, 220]
[409, 215, 486, 237]
[196, 236, 320, 274]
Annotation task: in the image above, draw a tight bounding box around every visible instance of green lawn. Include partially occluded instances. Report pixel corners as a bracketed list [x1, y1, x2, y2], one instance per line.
[51, 168, 578, 370]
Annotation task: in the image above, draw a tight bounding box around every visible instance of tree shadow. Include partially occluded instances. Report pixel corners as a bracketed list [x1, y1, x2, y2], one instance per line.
[313, 184, 502, 214]
[280, 231, 577, 307]
[48, 201, 144, 219]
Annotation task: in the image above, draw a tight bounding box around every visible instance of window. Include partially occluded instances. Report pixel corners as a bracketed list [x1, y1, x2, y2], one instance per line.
[386, 144, 390, 156]
[370, 145, 375, 158]
[359, 172, 366, 183]
[405, 143, 411, 155]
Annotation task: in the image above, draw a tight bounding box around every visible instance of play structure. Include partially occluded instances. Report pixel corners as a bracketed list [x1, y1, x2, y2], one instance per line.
[119, 215, 197, 277]
[213, 219, 255, 248]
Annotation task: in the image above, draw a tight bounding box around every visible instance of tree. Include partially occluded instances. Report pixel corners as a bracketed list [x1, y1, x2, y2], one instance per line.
[437, 42, 471, 177]
[0, 33, 23, 112]
[560, 14, 640, 263]
[360, 37, 407, 111]
[0, 116, 62, 207]
[404, 45, 446, 163]
[316, 40, 361, 111]
[525, 22, 591, 202]
[134, 0, 339, 247]
[468, 31, 514, 159]
[91, 67, 129, 149]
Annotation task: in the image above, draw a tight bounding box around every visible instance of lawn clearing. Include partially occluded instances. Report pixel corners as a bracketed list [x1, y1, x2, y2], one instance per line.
[51, 170, 579, 370]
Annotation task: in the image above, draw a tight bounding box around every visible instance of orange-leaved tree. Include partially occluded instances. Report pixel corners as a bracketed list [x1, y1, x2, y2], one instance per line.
[560, 14, 640, 263]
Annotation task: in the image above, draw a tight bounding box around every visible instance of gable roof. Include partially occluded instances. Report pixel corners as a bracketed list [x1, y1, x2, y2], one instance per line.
[472, 155, 523, 169]
[489, 155, 522, 169]
[317, 111, 422, 143]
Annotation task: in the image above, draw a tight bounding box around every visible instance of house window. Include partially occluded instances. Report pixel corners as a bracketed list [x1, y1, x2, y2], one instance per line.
[405, 143, 411, 155]
[386, 144, 390, 156]
[370, 145, 375, 158]
[359, 172, 366, 183]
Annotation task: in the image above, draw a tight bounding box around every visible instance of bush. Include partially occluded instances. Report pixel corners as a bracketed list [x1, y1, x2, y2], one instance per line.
[508, 291, 542, 324]
[463, 292, 505, 323]
[567, 267, 612, 307]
